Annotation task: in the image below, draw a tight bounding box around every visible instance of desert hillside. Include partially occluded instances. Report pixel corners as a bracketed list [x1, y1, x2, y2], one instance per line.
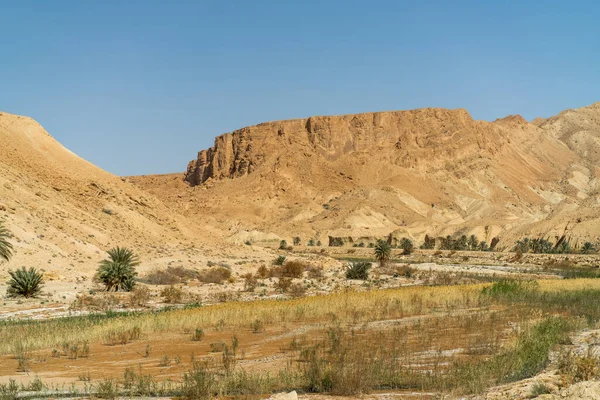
[131, 103, 600, 250]
[0, 111, 237, 281]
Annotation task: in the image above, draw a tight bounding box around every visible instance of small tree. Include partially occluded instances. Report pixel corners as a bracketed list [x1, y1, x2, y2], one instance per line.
[400, 238, 414, 255]
[581, 242, 596, 254]
[97, 247, 139, 292]
[293, 237, 301, 246]
[374, 240, 391, 267]
[468, 235, 479, 251]
[307, 239, 315, 247]
[7, 267, 44, 298]
[279, 240, 287, 250]
[0, 221, 13, 262]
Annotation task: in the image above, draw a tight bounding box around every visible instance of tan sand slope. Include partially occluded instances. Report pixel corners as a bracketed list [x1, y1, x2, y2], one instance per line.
[0, 111, 235, 281]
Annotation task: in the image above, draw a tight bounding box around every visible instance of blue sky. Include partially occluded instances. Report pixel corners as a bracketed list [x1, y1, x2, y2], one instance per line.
[1, 1, 599, 176]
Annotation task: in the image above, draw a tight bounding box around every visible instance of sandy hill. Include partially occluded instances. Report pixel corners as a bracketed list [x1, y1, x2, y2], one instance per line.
[0, 111, 237, 281]
[131, 103, 600, 250]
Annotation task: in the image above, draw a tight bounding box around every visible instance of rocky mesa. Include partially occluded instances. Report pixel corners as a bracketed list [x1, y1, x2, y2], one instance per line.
[133, 103, 600, 250]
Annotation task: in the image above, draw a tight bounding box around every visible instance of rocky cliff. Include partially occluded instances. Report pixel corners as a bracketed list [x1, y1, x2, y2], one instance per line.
[184, 108, 511, 186]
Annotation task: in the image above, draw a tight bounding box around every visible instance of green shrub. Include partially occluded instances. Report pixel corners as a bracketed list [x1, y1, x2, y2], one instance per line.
[482, 279, 539, 300]
[181, 361, 216, 400]
[191, 328, 205, 341]
[345, 262, 371, 280]
[400, 238, 414, 255]
[96, 378, 119, 399]
[96, 247, 139, 292]
[330, 237, 344, 247]
[581, 242, 596, 254]
[7, 267, 44, 298]
[273, 256, 287, 266]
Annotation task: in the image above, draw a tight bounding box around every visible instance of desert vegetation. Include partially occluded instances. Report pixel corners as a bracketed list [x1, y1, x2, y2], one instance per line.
[3, 278, 600, 397]
[96, 247, 140, 292]
[6, 267, 44, 298]
[0, 220, 13, 262]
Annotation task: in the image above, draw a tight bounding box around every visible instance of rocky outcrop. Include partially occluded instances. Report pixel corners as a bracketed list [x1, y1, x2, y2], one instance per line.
[184, 108, 510, 186]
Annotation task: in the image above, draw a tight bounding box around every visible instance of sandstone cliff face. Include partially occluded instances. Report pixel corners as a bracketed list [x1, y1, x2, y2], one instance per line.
[135, 102, 600, 250]
[185, 108, 509, 186]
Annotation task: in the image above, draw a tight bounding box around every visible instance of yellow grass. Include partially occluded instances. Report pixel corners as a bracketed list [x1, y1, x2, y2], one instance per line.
[2, 279, 599, 355]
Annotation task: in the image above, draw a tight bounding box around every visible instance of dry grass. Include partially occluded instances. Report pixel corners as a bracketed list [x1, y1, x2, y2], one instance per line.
[5, 278, 600, 397]
[198, 267, 232, 284]
[1, 282, 486, 355]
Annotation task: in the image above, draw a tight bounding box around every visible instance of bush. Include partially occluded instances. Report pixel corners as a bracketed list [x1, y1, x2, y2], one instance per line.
[330, 237, 344, 247]
[272, 256, 287, 266]
[7, 267, 44, 298]
[279, 240, 287, 250]
[293, 237, 301, 246]
[270, 260, 306, 278]
[289, 283, 306, 298]
[256, 265, 269, 279]
[242, 273, 258, 292]
[307, 265, 324, 278]
[161, 286, 184, 303]
[420, 234, 435, 250]
[280, 261, 305, 278]
[104, 326, 142, 346]
[558, 350, 600, 383]
[181, 361, 216, 400]
[144, 266, 197, 285]
[191, 328, 205, 342]
[275, 277, 292, 292]
[129, 286, 151, 307]
[482, 279, 539, 300]
[400, 238, 414, 255]
[96, 247, 139, 292]
[96, 378, 119, 399]
[198, 267, 231, 284]
[345, 262, 371, 280]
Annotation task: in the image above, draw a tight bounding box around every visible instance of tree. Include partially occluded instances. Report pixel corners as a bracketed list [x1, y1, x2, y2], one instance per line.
[293, 237, 301, 246]
[307, 239, 315, 247]
[374, 240, 391, 267]
[279, 240, 287, 250]
[468, 235, 479, 251]
[400, 238, 414, 255]
[97, 247, 140, 291]
[7, 267, 44, 298]
[0, 221, 13, 262]
[581, 242, 596, 254]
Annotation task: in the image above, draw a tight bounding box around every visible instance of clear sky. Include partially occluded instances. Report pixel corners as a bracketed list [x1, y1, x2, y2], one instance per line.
[1, 1, 599, 176]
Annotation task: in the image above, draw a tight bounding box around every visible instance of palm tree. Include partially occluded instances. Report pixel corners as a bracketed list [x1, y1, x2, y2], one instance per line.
[374, 240, 391, 267]
[7, 267, 44, 298]
[0, 221, 13, 262]
[400, 238, 414, 255]
[581, 242, 596, 254]
[97, 247, 140, 291]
